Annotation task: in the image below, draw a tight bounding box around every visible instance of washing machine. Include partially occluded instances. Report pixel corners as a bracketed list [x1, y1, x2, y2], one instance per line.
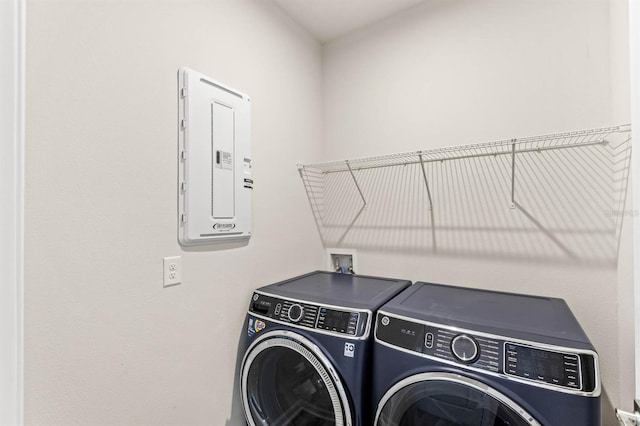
[240, 271, 411, 426]
[372, 282, 601, 426]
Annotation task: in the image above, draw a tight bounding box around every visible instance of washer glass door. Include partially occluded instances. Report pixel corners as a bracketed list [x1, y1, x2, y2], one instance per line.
[242, 331, 350, 426]
[376, 373, 540, 426]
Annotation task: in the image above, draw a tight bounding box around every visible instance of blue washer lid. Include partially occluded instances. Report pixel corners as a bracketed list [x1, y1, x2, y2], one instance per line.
[256, 271, 411, 310]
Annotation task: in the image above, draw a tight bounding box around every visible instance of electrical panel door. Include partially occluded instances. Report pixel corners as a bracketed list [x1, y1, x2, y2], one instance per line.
[178, 68, 252, 246]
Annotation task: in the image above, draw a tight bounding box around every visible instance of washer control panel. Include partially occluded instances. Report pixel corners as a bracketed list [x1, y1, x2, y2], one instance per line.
[249, 292, 367, 337]
[376, 312, 598, 393]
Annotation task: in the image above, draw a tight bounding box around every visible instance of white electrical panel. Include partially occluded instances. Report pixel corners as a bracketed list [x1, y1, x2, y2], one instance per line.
[178, 67, 252, 246]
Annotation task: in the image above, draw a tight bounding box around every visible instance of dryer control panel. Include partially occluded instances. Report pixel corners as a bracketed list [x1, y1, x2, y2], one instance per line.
[504, 343, 584, 390]
[375, 312, 598, 394]
[248, 292, 368, 338]
[376, 315, 501, 373]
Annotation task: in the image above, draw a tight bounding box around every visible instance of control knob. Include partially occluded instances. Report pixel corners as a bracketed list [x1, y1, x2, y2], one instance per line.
[287, 304, 304, 323]
[451, 334, 479, 364]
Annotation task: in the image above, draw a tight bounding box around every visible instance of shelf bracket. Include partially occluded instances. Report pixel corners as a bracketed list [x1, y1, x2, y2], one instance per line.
[298, 167, 326, 246]
[418, 153, 434, 211]
[334, 161, 368, 246]
[346, 160, 367, 207]
[419, 153, 437, 250]
[510, 142, 516, 209]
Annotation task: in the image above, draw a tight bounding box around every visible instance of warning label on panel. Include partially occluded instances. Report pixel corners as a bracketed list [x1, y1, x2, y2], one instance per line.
[344, 342, 355, 358]
[221, 151, 233, 170]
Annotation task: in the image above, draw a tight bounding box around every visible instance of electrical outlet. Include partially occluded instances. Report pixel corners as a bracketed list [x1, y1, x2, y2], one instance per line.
[326, 248, 357, 274]
[163, 256, 182, 286]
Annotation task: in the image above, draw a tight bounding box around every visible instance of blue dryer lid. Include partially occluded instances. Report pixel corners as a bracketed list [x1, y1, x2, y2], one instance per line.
[256, 271, 411, 310]
[382, 282, 592, 348]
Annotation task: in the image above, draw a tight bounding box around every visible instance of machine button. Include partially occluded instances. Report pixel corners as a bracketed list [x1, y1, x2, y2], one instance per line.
[425, 332, 434, 349]
[274, 303, 282, 316]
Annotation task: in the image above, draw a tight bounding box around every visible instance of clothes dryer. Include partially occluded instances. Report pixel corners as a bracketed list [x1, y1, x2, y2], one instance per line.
[240, 271, 411, 426]
[373, 282, 600, 425]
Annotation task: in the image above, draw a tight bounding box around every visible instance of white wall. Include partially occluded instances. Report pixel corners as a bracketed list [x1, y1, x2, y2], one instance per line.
[323, 0, 631, 421]
[0, 0, 24, 424]
[24, 0, 324, 424]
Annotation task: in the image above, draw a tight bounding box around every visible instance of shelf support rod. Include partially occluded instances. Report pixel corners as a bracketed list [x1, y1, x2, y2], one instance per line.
[297, 166, 326, 246]
[418, 153, 434, 211]
[510, 142, 516, 209]
[419, 153, 437, 250]
[346, 160, 367, 207]
[336, 161, 367, 246]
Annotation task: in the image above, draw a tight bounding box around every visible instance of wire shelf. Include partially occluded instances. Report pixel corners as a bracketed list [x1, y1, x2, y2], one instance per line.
[298, 125, 632, 265]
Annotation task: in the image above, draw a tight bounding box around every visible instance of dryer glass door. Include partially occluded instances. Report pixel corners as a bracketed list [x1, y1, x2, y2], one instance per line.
[376, 373, 540, 426]
[241, 332, 351, 426]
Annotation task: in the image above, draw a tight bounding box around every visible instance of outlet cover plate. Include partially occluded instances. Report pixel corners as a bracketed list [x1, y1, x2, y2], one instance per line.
[163, 256, 182, 286]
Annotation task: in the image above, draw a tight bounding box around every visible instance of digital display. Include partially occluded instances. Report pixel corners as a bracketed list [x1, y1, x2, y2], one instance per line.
[505, 343, 581, 390]
[317, 308, 358, 335]
[323, 310, 351, 329]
